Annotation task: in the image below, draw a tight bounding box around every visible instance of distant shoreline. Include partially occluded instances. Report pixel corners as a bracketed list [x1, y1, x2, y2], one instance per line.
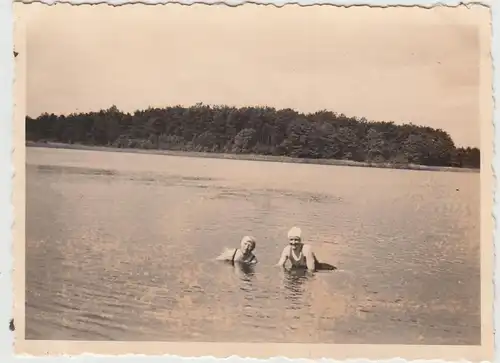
[26, 141, 480, 174]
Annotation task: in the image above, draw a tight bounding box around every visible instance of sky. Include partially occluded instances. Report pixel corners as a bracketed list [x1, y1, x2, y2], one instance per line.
[19, 3, 488, 147]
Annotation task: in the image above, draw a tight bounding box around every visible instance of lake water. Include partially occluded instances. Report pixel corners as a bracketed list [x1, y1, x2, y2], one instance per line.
[25, 147, 481, 344]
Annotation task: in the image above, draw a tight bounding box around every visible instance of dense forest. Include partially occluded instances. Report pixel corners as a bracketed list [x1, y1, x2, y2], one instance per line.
[26, 104, 480, 169]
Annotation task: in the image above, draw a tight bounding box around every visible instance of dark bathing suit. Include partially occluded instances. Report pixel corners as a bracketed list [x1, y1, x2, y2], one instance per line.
[288, 247, 335, 271]
[231, 248, 256, 266]
[288, 248, 309, 268]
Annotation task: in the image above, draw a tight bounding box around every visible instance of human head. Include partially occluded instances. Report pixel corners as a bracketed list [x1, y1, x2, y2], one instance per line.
[287, 227, 302, 247]
[241, 235, 256, 254]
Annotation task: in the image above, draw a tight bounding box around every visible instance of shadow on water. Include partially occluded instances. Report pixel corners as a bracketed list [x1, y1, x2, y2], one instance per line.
[281, 268, 311, 307]
[233, 262, 256, 280]
[230, 263, 258, 302]
[315, 262, 337, 271]
[280, 265, 337, 309]
[217, 260, 256, 290]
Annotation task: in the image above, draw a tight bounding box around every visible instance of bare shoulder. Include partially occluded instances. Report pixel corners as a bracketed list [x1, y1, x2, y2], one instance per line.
[303, 244, 314, 254]
[282, 245, 291, 254]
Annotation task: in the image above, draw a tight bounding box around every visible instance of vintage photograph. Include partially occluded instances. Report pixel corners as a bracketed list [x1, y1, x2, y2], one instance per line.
[13, 1, 493, 360]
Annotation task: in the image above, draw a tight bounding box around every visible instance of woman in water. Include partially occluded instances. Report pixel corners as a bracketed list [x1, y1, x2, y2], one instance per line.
[276, 227, 336, 272]
[276, 227, 317, 271]
[216, 235, 258, 265]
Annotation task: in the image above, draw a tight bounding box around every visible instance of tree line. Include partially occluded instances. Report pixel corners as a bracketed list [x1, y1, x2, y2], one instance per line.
[26, 104, 480, 169]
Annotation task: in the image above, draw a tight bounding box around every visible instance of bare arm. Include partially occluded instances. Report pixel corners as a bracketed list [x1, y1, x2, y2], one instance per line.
[303, 245, 316, 271]
[215, 248, 235, 261]
[275, 246, 289, 267]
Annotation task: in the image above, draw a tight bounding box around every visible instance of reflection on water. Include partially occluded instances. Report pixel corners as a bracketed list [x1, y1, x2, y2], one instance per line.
[25, 147, 481, 344]
[281, 269, 310, 309]
[234, 262, 256, 279]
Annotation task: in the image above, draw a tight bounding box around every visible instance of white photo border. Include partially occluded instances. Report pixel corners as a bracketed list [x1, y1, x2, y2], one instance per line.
[2, 0, 498, 362]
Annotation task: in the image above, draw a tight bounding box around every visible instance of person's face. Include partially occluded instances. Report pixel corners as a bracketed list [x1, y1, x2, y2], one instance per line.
[241, 240, 254, 254]
[289, 237, 302, 249]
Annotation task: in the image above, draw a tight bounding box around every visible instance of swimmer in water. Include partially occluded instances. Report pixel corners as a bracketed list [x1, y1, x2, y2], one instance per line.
[275, 227, 318, 271]
[216, 236, 258, 265]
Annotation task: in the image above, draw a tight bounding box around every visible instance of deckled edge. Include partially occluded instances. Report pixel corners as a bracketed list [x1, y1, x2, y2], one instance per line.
[4, 1, 497, 363]
[11, 0, 494, 7]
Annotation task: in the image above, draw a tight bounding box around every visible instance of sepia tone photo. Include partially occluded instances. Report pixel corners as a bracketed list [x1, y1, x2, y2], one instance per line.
[13, 2, 494, 361]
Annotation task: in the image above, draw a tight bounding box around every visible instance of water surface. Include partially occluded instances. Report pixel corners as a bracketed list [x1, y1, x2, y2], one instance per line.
[26, 147, 480, 344]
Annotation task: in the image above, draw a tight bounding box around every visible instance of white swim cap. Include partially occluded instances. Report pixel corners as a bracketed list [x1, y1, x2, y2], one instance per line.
[287, 227, 302, 239]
